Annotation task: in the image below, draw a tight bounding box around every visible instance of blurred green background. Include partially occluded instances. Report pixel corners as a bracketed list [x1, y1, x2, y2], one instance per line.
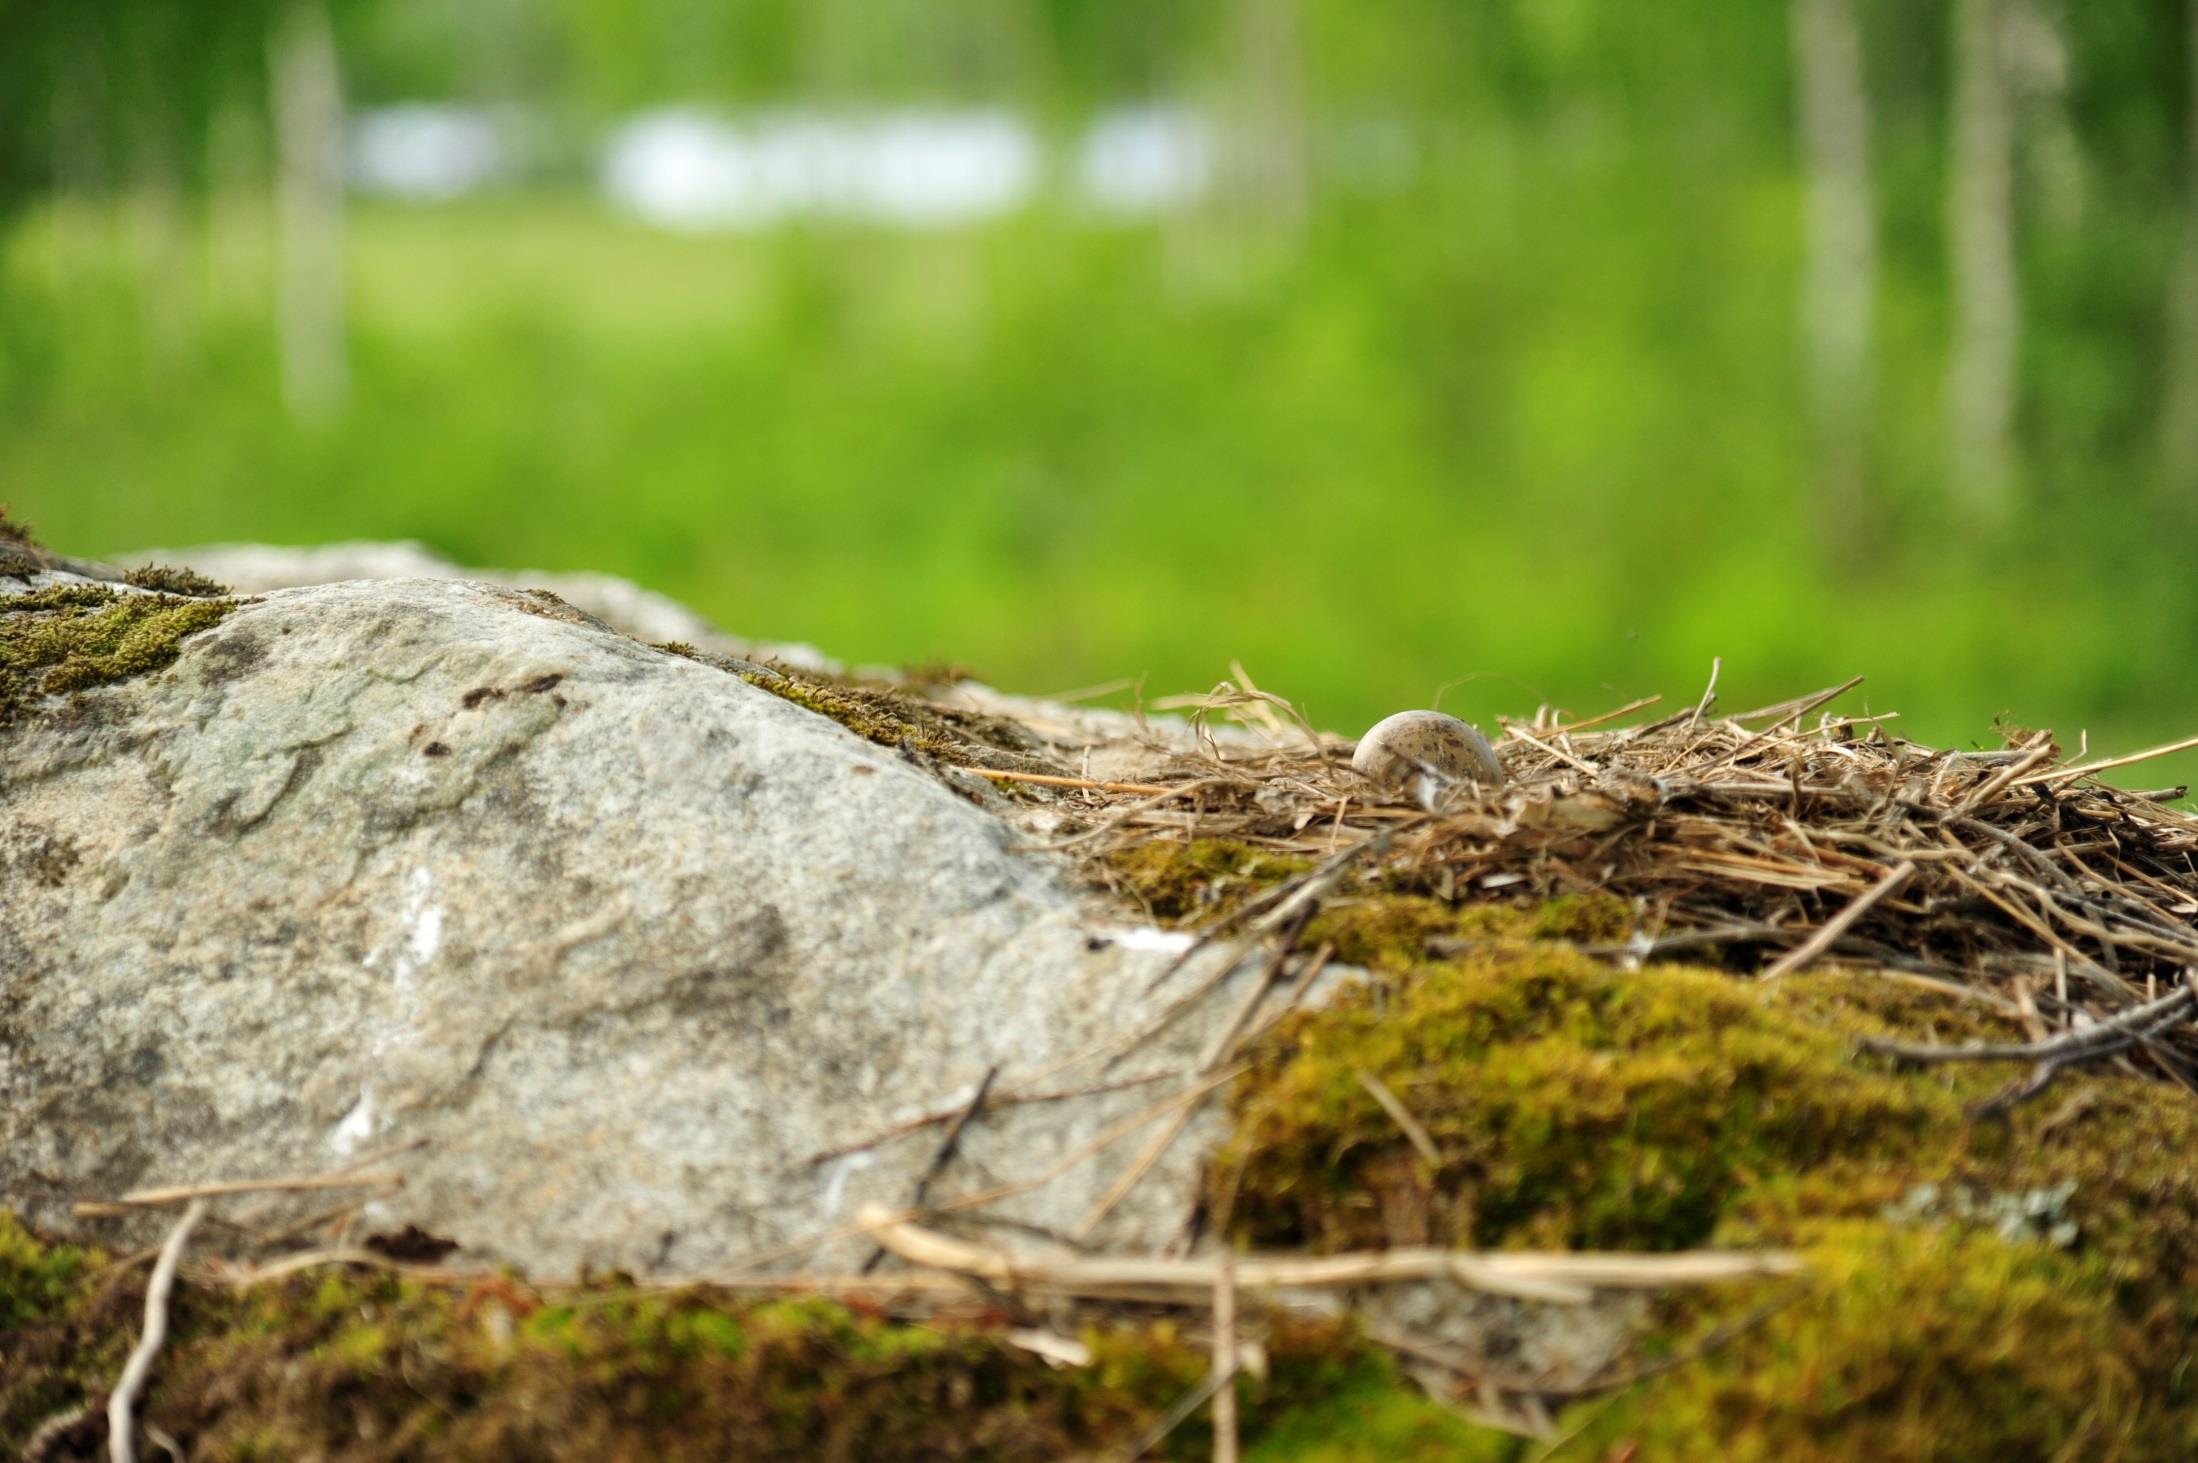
[4, 1, 2196, 780]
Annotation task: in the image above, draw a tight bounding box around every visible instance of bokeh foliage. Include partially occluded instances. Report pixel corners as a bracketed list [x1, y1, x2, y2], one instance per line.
[3, 0, 2197, 781]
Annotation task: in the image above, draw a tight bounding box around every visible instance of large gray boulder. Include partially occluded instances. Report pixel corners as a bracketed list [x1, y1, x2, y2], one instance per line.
[0, 575, 1292, 1275]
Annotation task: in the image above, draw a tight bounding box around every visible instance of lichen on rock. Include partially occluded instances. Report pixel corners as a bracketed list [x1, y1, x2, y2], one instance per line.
[0, 583, 235, 728]
[119, 563, 232, 598]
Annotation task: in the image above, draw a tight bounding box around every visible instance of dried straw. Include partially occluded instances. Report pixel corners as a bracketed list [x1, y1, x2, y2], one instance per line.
[1053, 675, 2198, 1091]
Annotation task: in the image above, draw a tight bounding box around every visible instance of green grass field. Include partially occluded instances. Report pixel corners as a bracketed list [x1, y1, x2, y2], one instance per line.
[5, 180, 2195, 792]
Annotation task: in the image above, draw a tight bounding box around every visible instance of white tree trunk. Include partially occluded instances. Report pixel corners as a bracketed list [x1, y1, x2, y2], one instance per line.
[1237, 0, 1307, 227]
[1791, 0, 1876, 550]
[2163, 1, 2198, 502]
[269, 0, 348, 421]
[1946, 0, 2018, 522]
[132, 120, 191, 374]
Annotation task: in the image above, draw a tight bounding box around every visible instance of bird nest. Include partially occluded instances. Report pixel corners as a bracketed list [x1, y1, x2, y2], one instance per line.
[989, 672, 2198, 1113]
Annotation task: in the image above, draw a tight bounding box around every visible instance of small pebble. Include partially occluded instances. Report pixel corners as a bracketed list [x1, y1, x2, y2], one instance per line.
[1352, 710, 1505, 797]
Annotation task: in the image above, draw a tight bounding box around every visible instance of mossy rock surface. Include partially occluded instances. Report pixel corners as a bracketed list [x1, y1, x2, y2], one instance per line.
[1102, 837, 1313, 925]
[1159, 831, 2198, 1459]
[734, 661, 1058, 774]
[1, 583, 235, 728]
[0, 1219, 1492, 1461]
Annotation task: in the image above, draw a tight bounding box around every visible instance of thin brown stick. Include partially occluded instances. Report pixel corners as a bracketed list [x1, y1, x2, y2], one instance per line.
[1370, 1291, 1796, 1403]
[1701, 676, 1866, 770]
[1760, 859, 1918, 980]
[966, 767, 1177, 795]
[109, 1200, 208, 1463]
[1684, 657, 1722, 736]
[718, 1067, 1247, 1276]
[1502, 725, 1598, 777]
[1074, 1097, 1209, 1240]
[2023, 731, 2198, 789]
[804, 1072, 1171, 1166]
[1947, 733, 2056, 815]
[1123, 1372, 1225, 1461]
[77, 1170, 403, 1217]
[1211, 1256, 1240, 1463]
[1549, 695, 1663, 735]
[1861, 983, 2195, 1065]
[862, 1065, 999, 1274]
[864, 1209, 1802, 1305]
[1267, 943, 1336, 1025]
[1355, 1070, 1443, 1167]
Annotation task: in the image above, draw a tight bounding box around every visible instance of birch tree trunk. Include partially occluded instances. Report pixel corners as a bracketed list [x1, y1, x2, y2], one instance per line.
[268, 0, 348, 421]
[132, 115, 190, 375]
[1230, 0, 1309, 238]
[2162, 1, 2198, 504]
[1946, 0, 2018, 523]
[1791, 0, 1876, 553]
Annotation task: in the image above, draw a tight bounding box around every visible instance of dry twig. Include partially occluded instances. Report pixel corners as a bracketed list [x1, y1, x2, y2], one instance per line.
[108, 1199, 208, 1463]
[862, 1208, 1800, 1306]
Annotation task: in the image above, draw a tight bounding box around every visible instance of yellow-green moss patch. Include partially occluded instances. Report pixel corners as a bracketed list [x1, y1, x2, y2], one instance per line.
[1102, 838, 1313, 925]
[1208, 931, 2198, 1457]
[0, 1226, 1497, 1461]
[1, 584, 236, 728]
[0, 506, 48, 580]
[1211, 947, 1952, 1252]
[732, 665, 1055, 775]
[1561, 1222, 2189, 1462]
[1096, 839, 1635, 955]
[120, 563, 232, 598]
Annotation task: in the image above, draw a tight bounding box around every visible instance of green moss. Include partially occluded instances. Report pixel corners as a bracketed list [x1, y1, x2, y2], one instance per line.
[1096, 838, 1633, 957]
[724, 663, 1052, 776]
[1301, 894, 1477, 967]
[1208, 932, 2198, 1457]
[0, 1229, 1504, 1460]
[1246, 1377, 1517, 1463]
[1, 584, 236, 728]
[0, 506, 32, 547]
[1103, 838, 1312, 925]
[0, 506, 46, 580]
[0, 1215, 136, 1450]
[1211, 947, 1948, 1252]
[0, 1212, 97, 1334]
[121, 563, 232, 598]
[742, 672, 958, 760]
[1563, 1224, 2186, 1462]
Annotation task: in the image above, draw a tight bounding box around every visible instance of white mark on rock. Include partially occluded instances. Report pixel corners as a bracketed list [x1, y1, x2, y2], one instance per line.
[1108, 927, 1197, 955]
[818, 1151, 876, 1222]
[340, 866, 444, 1153]
[392, 866, 444, 989]
[331, 1087, 378, 1155]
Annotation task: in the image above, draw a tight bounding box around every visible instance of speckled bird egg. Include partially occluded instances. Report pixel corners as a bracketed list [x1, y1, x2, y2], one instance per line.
[1352, 710, 1505, 793]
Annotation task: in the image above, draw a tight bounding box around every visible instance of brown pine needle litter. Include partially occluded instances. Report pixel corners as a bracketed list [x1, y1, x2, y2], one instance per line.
[1059, 673, 2198, 1097]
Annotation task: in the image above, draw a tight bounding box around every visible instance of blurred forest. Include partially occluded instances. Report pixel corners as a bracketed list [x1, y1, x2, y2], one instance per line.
[3, 0, 2197, 781]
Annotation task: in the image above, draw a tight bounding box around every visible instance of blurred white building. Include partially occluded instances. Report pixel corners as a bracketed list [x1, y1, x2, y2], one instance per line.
[1074, 106, 1214, 215]
[349, 105, 504, 199]
[602, 109, 1041, 231]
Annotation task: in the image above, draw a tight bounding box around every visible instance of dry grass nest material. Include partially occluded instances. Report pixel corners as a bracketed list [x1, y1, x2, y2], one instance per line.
[1057, 675, 2198, 1105]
